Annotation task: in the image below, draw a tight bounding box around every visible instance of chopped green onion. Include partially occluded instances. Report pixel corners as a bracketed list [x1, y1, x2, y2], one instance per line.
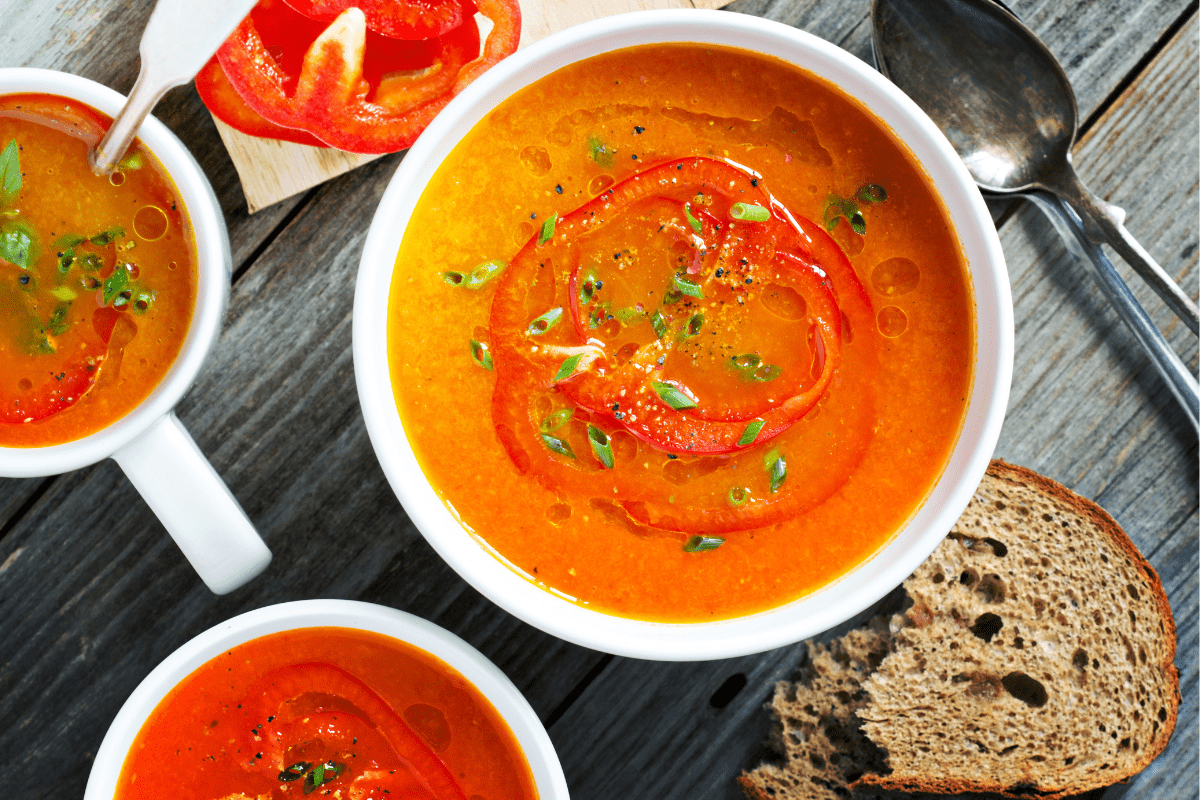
[527, 307, 562, 335]
[849, 210, 866, 235]
[89, 227, 124, 246]
[539, 408, 574, 433]
[673, 274, 703, 299]
[441, 270, 466, 286]
[50, 286, 76, 302]
[587, 135, 615, 168]
[764, 448, 787, 493]
[55, 234, 86, 249]
[588, 301, 611, 329]
[117, 152, 144, 171]
[730, 202, 770, 222]
[578, 271, 598, 305]
[587, 425, 614, 468]
[541, 433, 575, 458]
[614, 306, 646, 323]
[469, 339, 493, 370]
[730, 353, 762, 372]
[662, 287, 683, 305]
[652, 380, 698, 410]
[752, 364, 783, 382]
[101, 265, 129, 306]
[737, 420, 765, 446]
[857, 184, 887, 204]
[651, 309, 667, 338]
[727, 487, 749, 507]
[462, 259, 505, 288]
[683, 535, 725, 552]
[538, 212, 557, 245]
[77, 252, 101, 272]
[685, 312, 704, 336]
[132, 292, 153, 314]
[279, 762, 311, 782]
[683, 202, 702, 233]
[554, 353, 583, 381]
[47, 304, 69, 336]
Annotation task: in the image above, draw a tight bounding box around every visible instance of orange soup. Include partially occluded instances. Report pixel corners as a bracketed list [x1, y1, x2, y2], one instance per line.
[0, 94, 196, 447]
[388, 44, 975, 621]
[116, 627, 538, 800]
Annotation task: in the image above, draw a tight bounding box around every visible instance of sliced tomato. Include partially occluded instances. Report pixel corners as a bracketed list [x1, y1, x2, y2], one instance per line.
[216, 0, 517, 153]
[284, 0, 466, 40]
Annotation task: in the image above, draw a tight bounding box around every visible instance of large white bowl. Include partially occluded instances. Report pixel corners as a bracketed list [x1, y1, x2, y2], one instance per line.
[354, 10, 1014, 660]
[84, 600, 568, 800]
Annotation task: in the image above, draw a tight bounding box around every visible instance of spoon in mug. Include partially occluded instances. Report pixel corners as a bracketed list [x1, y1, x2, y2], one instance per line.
[870, 0, 1198, 334]
[872, 0, 1198, 430]
[90, 0, 259, 174]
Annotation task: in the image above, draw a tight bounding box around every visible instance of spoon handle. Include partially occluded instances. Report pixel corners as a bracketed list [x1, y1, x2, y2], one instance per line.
[1048, 168, 1200, 335]
[91, 0, 259, 173]
[1024, 190, 1199, 432]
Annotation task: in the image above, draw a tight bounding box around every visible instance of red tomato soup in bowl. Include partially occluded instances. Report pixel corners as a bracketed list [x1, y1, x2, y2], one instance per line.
[0, 93, 197, 446]
[354, 12, 1012, 659]
[86, 601, 566, 800]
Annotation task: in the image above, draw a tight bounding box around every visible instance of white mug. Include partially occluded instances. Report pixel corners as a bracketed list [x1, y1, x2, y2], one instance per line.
[0, 68, 270, 595]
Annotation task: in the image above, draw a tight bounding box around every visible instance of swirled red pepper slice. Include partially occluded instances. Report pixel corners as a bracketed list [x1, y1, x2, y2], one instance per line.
[195, 57, 330, 148]
[238, 662, 467, 799]
[487, 157, 879, 534]
[217, 0, 517, 153]
[0, 361, 96, 424]
[285, 0, 466, 40]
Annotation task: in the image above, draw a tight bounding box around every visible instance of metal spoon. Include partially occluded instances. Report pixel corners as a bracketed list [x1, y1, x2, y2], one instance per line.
[90, 0, 259, 174]
[870, 0, 1198, 335]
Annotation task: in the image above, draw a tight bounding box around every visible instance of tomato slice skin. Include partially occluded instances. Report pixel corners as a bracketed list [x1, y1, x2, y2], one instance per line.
[488, 157, 880, 534]
[284, 0, 466, 40]
[238, 662, 468, 800]
[216, 0, 517, 153]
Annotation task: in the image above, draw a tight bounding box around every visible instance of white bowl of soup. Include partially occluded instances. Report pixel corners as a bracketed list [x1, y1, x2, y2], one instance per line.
[84, 600, 566, 800]
[354, 10, 1014, 660]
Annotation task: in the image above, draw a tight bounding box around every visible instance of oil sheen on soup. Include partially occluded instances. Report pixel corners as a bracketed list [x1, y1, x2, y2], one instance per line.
[388, 44, 975, 621]
[0, 94, 196, 447]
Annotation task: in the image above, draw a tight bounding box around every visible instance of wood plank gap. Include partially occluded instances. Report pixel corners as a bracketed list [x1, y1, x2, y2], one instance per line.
[0, 476, 55, 548]
[544, 653, 615, 728]
[1076, 1, 1198, 140]
[231, 187, 323, 285]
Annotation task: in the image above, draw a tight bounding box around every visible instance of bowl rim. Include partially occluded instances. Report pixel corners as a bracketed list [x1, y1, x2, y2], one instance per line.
[82, 599, 569, 800]
[353, 9, 1014, 660]
[0, 68, 230, 476]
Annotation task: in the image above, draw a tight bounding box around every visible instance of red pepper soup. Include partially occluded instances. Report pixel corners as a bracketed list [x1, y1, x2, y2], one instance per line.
[115, 627, 537, 800]
[0, 94, 196, 447]
[387, 44, 975, 621]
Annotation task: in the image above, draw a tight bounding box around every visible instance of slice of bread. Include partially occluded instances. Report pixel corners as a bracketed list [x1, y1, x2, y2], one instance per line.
[739, 460, 1179, 800]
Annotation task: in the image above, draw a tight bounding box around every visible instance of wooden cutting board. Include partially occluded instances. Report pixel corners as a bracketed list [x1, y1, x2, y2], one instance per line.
[216, 0, 731, 213]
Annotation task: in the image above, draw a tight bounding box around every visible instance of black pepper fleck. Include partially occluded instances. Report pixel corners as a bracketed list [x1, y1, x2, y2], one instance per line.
[555, 184, 563, 194]
[634, 125, 645, 134]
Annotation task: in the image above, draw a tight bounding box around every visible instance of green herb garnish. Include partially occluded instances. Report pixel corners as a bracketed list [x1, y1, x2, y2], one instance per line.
[737, 420, 765, 446]
[132, 291, 153, 314]
[90, 227, 124, 246]
[857, 184, 887, 204]
[685, 312, 704, 337]
[538, 212, 557, 245]
[554, 353, 583, 381]
[587, 424, 614, 468]
[442, 259, 506, 289]
[614, 306, 646, 324]
[764, 448, 787, 493]
[588, 301, 611, 329]
[730, 353, 761, 372]
[730, 202, 770, 221]
[278, 762, 311, 782]
[0, 139, 20, 199]
[651, 309, 667, 339]
[50, 286, 77, 302]
[824, 184, 886, 235]
[101, 265, 129, 306]
[587, 135, 615, 168]
[578, 271, 598, 305]
[727, 487, 749, 507]
[526, 307, 562, 336]
[751, 364, 782, 382]
[683, 535, 725, 552]
[652, 380, 697, 410]
[683, 202, 702, 233]
[672, 274, 703, 299]
[469, 339, 493, 371]
[303, 761, 345, 794]
[541, 433, 575, 458]
[46, 304, 69, 336]
[0, 223, 34, 268]
[117, 152, 144, 171]
[539, 408, 574, 433]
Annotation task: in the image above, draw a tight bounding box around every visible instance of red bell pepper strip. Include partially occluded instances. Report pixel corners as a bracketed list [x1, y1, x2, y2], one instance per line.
[195, 57, 329, 148]
[0, 361, 97, 424]
[217, 0, 517, 153]
[284, 0, 467, 40]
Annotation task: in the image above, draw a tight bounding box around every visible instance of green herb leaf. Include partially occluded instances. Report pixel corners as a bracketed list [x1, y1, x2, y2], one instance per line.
[651, 309, 667, 339]
[538, 212, 557, 245]
[308, 763, 326, 791]
[539, 408, 574, 433]
[587, 135, 615, 168]
[652, 380, 698, 410]
[50, 286, 76, 302]
[588, 301, 611, 329]
[90, 227, 124, 246]
[541, 433, 575, 458]
[553, 353, 583, 381]
[662, 287, 683, 305]
[849, 210, 866, 235]
[727, 487, 749, 507]
[737, 420, 765, 446]
[764, 448, 787, 493]
[469, 339, 493, 371]
[685, 312, 704, 336]
[751, 364, 783, 382]
[614, 306, 646, 324]
[578, 271, 598, 305]
[279, 762, 311, 782]
[464, 259, 505, 288]
[587, 424, 614, 469]
[47, 304, 69, 336]
[683, 535, 725, 552]
[673, 274, 703, 299]
[132, 291, 153, 314]
[101, 265, 129, 306]
[76, 252, 102, 272]
[526, 307, 563, 336]
[730, 202, 770, 222]
[0, 223, 34, 268]
[0, 139, 20, 198]
[117, 152, 143, 171]
[55, 234, 86, 249]
[730, 353, 762, 372]
[683, 202, 702, 233]
[441, 270, 466, 286]
[857, 184, 887, 204]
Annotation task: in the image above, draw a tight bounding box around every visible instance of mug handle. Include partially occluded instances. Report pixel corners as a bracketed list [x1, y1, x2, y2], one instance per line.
[111, 411, 271, 594]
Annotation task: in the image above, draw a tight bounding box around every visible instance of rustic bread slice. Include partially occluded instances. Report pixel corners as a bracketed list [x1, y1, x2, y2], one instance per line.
[739, 460, 1179, 800]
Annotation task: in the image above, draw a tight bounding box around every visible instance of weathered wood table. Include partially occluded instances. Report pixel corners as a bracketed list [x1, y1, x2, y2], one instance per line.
[1, 1, 1195, 798]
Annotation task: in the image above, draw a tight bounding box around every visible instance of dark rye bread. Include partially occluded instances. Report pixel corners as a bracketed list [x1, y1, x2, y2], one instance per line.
[739, 460, 1179, 800]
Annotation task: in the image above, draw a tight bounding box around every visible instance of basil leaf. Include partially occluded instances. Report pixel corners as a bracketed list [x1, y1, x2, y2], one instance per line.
[737, 420, 765, 446]
[651, 309, 667, 339]
[0, 223, 34, 268]
[652, 380, 698, 410]
[554, 353, 583, 382]
[684, 202, 702, 233]
[673, 274, 703, 299]
[101, 265, 129, 306]
[0, 139, 20, 198]
[683, 535, 725, 552]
